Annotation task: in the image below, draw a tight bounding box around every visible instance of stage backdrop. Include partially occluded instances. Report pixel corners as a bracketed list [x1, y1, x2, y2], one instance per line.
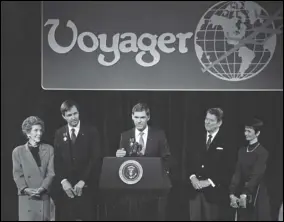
[2, 2, 283, 221]
[42, 1, 283, 89]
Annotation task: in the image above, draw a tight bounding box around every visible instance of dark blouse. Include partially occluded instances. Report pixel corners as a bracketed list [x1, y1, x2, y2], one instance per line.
[28, 143, 41, 167]
[229, 142, 268, 196]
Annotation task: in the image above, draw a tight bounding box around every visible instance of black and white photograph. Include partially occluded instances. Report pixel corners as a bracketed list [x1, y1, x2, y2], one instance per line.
[2, 1, 283, 221]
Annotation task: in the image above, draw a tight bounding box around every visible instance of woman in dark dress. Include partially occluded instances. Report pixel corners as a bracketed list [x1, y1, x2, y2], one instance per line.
[229, 118, 271, 221]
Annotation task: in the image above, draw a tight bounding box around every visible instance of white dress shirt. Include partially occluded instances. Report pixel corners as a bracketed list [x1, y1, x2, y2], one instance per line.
[189, 128, 220, 187]
[206, 128, 219, 144]
[135, 126, 148, 155]
[61, 121, 81, 184]
[68, 121, 80, 138]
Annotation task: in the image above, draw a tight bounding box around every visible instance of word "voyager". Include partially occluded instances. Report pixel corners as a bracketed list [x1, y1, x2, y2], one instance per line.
[44, 19, 194, 67]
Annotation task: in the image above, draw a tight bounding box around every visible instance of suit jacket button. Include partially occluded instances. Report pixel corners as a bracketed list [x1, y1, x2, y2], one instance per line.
[201, 165, 204, 168]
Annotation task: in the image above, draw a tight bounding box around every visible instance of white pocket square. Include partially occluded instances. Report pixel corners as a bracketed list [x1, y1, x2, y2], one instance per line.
[216, 147, 223, 150]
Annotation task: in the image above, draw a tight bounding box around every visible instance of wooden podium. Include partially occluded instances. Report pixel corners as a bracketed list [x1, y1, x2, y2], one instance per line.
[99, 157, 172, 220]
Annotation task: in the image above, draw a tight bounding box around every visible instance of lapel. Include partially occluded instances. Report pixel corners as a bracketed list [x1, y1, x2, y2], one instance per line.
[203, 132, 208, 153]
[76, 124, 86, 143]
[24, 142, 42, 175]
[127, 128, 136, 154]
[131, 128, 135, 141]
[64, 125, 71, 142]
[61, 125, 72, 159]
[39, 143, 49, 161]
[207, 130, 221, 152]
[144, 126, 153, 155]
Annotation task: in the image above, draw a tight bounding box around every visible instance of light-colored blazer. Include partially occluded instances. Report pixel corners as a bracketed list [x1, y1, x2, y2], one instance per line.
[12, 142, 55, 221]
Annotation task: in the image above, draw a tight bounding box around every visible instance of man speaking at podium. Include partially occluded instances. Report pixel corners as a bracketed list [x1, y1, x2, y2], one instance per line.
[115, 102, 171, 220]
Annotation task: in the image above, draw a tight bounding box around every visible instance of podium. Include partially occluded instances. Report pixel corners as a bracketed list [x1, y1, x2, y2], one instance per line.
[99, 157, 172, 220]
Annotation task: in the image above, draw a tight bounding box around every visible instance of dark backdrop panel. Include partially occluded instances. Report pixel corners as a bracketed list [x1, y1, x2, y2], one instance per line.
[2, 2, 283, 221]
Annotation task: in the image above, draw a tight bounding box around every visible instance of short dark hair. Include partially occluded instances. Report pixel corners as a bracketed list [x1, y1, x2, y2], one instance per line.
[206, 108, 224, 122]
[245, 118, 263, 133]
[60, 100, 79, 116]
[22, 116, 45, 138]
[132, 103, 150, 116]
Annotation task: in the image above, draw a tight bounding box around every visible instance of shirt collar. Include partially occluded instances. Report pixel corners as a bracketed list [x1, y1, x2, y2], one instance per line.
[207, 127, 219, 141]
[68, 121, 80, 134]
[135, 125, 148, 137]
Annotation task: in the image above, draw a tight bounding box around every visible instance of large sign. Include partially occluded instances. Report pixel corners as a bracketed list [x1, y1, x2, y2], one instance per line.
[42, 1, 283, 89]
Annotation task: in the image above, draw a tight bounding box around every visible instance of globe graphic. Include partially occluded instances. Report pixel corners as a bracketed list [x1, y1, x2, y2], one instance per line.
[194, 1, 277, 81]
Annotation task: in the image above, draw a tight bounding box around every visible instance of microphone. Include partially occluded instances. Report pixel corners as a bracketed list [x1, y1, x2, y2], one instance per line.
[129, 137, 142, 156]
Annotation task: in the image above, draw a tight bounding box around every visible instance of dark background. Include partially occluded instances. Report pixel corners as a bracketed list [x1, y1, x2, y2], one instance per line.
[2, 2, 283, 221]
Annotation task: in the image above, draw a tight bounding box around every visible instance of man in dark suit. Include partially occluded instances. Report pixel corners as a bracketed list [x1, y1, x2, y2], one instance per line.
[53, 100, 101, 221]
[115, 103, 171, 220]
[187, 108, 235, 221]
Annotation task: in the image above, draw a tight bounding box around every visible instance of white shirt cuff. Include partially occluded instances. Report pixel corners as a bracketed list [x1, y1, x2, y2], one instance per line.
[189, 174, 196, 180]
[79, 180, 85, 186]
[208, 178, 215, 187]
[61, 179, 67, 184]
[240, 194, 247, 198]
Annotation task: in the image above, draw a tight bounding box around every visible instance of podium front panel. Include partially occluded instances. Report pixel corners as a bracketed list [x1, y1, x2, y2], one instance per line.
[99, 157, 171, 194]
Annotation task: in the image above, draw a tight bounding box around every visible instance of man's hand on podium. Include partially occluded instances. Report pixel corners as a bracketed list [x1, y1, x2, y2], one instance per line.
[116, 148, 126, 157]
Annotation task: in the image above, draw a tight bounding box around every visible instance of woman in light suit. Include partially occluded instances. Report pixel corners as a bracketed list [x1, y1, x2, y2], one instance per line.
[12, 116, 55, 221]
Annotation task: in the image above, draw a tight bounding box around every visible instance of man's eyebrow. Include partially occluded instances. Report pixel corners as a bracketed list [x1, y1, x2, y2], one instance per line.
[66, 112, 76, 116]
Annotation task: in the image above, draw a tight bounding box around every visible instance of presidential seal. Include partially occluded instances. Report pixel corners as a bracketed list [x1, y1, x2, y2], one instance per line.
[119, 160, 143, 185]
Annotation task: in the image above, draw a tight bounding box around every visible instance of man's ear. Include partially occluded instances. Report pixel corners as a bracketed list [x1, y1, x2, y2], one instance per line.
[218, 120, 223, 127]
[256, 131, 260, 137]
[62, 114, 66, 121]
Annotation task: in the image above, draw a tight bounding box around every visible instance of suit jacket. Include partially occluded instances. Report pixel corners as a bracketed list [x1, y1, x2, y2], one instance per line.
[53, 124, 101, 194]
[119, 127, 171, 171]
[187, 128, 235, 204]
[12, 142, 55, 220]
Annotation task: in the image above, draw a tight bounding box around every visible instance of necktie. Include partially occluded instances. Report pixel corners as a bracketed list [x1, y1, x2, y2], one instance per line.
[139, 132, 145, 150]
[206, 134, 212, 150]
[71, 128, 76, 144]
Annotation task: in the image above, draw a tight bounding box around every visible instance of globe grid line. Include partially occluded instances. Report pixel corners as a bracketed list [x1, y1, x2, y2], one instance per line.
[203, 5, 219, 77]
[203, 62, 269, 65]
[204, 1, 230, 79]
[230, 5, 237, 78]
[221, 2, 234, 78]
[193, 1, 282, 81]
[202, 51, 269, 53]
[196, 39, 270, 42]
[204, 8, 280, 71]
[200, 6, 282, 81]
[237, 5, 262, 79]
[214, 7, 231, 79]
[197, 29, 267, 32]
[243, 23, 281, 79]
[244, 32, 268, 79]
